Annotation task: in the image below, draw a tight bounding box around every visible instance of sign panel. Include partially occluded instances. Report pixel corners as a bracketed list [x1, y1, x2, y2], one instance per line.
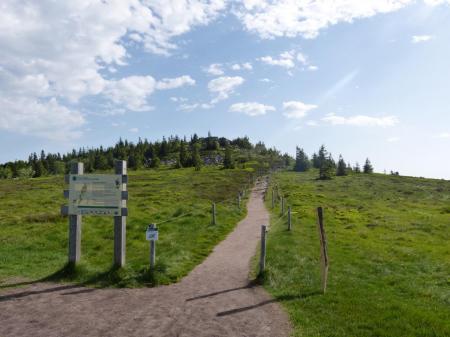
[146, 227, 159, 241]
[69, 174, 122, 216]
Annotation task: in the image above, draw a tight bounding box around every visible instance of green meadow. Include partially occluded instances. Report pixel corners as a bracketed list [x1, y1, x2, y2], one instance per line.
[263, 170, 450, 337]
[0, 167, 251, 287]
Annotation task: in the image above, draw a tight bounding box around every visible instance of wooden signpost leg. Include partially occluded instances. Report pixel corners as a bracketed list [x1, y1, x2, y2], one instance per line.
[259, 225, 267, 275]
[212, 202, 216, 225]
[68, 162, 83, 265]
[317, 207, 329, 293]
[114, 160, 127, 267]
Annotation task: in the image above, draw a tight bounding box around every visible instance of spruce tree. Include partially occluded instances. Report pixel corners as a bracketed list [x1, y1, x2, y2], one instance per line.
[192, 143, 202, 171]
[363, 158, 374, 174]
[223, 145, 234, 169]
[336, 155, 347, 176]
[354, 162, 361, 173]
[179, 141, 188, 167]
[294, 147, 310, 172]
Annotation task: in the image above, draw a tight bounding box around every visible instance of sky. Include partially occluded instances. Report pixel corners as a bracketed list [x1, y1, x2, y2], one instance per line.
[0, 0, 449, 179]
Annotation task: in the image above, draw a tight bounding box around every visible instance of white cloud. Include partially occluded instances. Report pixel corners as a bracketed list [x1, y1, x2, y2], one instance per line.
[205, 63, 224, 76]
[259, 50, 296, 69]
[283, 101, 318, 119]
[235, 1, 415, 39]
[229, 102, 275, 116]
[104, 76, 155, 111]
[231, 62, 253, 71]
[155, 75, 196, 90]
[0, 0, 225, 139]
[437, 132, 450, 139]
[170, 96, 188, 102]
[412, 35, 434, 43]
[306, 120, 318, 126]
[387, 136, 401, 142]
[0, 97, 85, 140]
[231, 64, 241, 70]
[322, 113, 399, 127]
[308, 65, 319, 71]
[260, 78, 273, 83]
[208, 76, 245, 103]
[129, 127, 139, 133]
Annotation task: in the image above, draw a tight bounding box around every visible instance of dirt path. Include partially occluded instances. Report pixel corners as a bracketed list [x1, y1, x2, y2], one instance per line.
[0, 179, 290, 337]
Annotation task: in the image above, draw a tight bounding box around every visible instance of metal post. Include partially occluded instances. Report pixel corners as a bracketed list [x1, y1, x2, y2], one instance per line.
[114, 160, 127, 267]
[288, 206, 292, 231]
[212, 202, 216, 225]
[68, 162, 83, 265]
[259, 225, 267, 275]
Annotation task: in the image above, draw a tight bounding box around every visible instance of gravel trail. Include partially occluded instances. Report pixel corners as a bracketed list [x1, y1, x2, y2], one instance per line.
[0, 179, 290, 337]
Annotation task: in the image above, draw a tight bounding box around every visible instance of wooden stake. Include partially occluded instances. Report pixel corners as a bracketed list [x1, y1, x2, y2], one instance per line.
[259, 225, 267, 275]
[288, 206, 292, 231]
[68, 162, 83, 265]
[212, 202, 216, 225]
[317, 207, 329, 293]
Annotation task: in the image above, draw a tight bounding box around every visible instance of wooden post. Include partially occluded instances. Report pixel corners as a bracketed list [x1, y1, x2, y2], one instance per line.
[212, 202, 216, 225]
[317, 207, 329, 293]
[68, 162, 83, 265]
[114, 160, 127, 267]
[271, 189, 275, 208]
[288, 206, 292, 231]
[149, 224, 156, 270]
[237, 194, 241, 210]
[259, 225, 267, 275]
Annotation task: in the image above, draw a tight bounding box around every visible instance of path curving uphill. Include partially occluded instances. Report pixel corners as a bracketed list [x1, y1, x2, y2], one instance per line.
[0, 180, 290, 337]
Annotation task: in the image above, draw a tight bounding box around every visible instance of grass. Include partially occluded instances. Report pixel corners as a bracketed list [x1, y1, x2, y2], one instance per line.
[262, 170, 450, 337]
[0, 166, 252, 287]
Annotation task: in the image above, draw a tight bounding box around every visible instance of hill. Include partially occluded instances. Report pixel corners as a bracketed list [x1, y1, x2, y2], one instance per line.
[262, 170, 450, 337]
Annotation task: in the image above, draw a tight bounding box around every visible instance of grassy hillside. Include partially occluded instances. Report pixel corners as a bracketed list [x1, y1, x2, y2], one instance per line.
[0, 167, 251, 287]
[263, 171, 450, 337]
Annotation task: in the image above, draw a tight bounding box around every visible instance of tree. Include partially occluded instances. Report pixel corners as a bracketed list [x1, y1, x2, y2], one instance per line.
[363, 158, 373, 174]
[191, 143, 202, 171]
[294, 147, 310, 172]
[223, 145, 234, 169]
[150, 156, 160, 168]
[319, 154, 335, 180]
[179, 141, 188, 167]
[354, 162, 361, 173]
[336, 155, 347, 176]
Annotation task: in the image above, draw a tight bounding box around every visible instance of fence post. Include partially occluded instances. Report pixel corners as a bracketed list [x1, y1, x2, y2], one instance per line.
[149, 224, 156, 270]
[288, 206, 292, 231]
[237, 194, 241, 210]
[212, 202, 216, 225]
[114, 160, 127, 267]
[68, 162, 83, 265]
[271, 189, 275, 208]
[259, 225, 267, 275]
[317, 207, 329, 293]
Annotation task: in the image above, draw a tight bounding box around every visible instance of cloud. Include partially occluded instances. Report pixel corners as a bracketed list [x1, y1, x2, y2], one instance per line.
[170, 97, 188, 102]
[283, 101, 318, 119]
[104, 76, 156, 111]
[235, 1, 415, 39]
[129, 127, 139, 133]
[259, 50, 296, 69]
[0, 0, 224, 139]
[0, 97, 85, 140]
[308, 65, 319, 71]
[229, 102, 275, 116]
[205, 63, 224, 76]
[155, 75, 195, 90]
[208, 76, 245, 103]
[437, 132, 450, 139]
[306, 120, 318, 126]
[412, 35, 434, 43]
[260, 78, 273, 83]
[387, 136, 401, 142]
[231, 62, 253, 71]
[322, 113, 399, 127]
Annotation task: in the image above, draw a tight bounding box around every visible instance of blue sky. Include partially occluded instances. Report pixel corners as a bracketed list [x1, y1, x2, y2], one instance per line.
[0, 0, 449, 179]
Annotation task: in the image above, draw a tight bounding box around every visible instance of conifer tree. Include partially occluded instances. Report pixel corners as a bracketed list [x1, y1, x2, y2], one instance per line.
[192, 143, 202, 171]
[363, 158, 374, 174]
[179, 141, 188, 167]
[223, 145, 234, 169]
[336, 154, 347, 176]
[354, 162, 361, 173]
[294, 147, 310, 172]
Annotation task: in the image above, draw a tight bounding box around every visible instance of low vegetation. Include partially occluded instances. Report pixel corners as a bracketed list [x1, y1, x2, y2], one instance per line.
[0, 167, 252, 287]
[263, 170, 450, 337]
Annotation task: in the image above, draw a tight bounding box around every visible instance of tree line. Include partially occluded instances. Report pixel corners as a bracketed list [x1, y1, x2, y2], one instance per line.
[294, 145, 374, 179]
[0, 133, 289, 179]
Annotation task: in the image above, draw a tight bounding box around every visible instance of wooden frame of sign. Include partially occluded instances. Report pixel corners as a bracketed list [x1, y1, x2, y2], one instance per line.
[61, 161, 128, 267]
